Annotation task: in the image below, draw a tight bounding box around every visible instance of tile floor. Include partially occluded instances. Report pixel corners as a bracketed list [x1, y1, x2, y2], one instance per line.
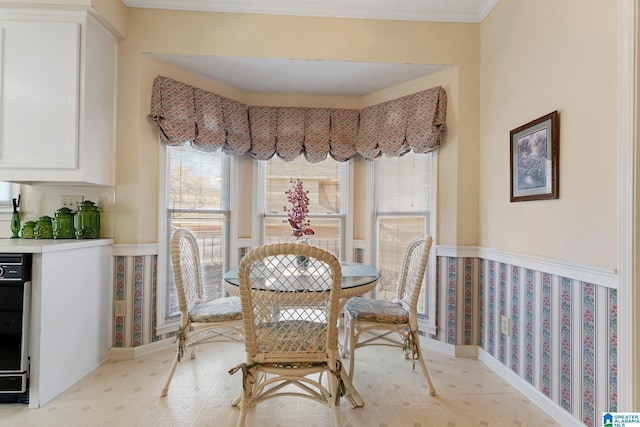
[0, 339, 559, 427]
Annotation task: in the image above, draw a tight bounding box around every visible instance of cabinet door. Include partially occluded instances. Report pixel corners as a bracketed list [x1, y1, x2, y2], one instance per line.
[0, 21, 80, 169]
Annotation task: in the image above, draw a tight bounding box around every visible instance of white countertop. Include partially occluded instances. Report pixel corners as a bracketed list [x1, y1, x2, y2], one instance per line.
[0, 238, 113, 253]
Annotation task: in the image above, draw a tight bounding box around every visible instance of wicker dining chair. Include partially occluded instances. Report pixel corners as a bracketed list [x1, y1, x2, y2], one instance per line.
[230, 243, 344, 427]
[343, 236, 436, 396]
[161, 228, 243, 397]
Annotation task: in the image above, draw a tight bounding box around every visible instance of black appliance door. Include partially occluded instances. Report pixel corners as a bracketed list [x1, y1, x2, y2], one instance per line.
[0, 282, 25, 371]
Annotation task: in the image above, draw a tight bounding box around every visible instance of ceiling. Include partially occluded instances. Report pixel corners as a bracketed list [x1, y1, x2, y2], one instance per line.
[126, 0, 499, 96]
[147, 55, 450, 96]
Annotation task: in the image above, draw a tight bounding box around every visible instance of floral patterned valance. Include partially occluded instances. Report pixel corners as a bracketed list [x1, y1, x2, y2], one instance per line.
[148, 75, 447, 162]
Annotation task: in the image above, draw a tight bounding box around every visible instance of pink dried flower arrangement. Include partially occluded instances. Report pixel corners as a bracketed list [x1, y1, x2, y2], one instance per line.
[284, 178, 314, 237]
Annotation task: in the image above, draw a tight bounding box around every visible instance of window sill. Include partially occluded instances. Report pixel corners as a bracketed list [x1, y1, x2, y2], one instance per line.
[156, 318, 180, 336]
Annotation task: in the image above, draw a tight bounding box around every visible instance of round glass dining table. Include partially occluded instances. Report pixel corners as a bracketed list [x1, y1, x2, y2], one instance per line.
[222, 261, 380, 300]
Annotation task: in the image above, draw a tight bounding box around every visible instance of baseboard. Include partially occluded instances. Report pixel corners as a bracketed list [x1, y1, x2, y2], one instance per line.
[478, 348, 585, 427]
[108, 338, 174, 360]
[454, 344, 478, 358]
[423, 336, 456, 356]
[423, 338, 478, 358]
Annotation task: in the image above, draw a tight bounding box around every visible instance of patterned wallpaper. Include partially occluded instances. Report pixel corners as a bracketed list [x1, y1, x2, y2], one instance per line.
[435, 256, 617, 427]
[113, 255, 163, 348]
[111, 252, 617, 427]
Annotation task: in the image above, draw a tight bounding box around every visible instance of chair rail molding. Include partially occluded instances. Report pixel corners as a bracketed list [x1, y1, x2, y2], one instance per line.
[436, 245, 618, 288]
[112, 243, 159, 256]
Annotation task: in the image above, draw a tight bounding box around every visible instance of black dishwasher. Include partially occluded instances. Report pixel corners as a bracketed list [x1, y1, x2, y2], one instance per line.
[0, 254, 31, 402]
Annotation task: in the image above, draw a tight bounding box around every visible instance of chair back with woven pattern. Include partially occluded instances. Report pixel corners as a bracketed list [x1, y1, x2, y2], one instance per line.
[394, 236, 433, 314]
[238, 243, 342, 365]
[171, 229, 205, 316]
[163, 228, 243, 398]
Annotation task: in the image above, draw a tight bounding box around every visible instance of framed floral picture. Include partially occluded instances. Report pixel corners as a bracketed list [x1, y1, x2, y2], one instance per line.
[510, 111, 559, 202]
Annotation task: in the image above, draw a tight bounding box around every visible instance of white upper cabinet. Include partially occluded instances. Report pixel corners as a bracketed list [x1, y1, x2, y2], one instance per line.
[0, 9, 117, 186]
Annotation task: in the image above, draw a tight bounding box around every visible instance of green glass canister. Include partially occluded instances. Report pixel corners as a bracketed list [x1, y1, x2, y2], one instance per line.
[21, 221, 36, 239]
[34, 216, 54, 239]
[10, 211, 20, 239]
[74, 200, 100, 239]
[52, 207, 75, 239]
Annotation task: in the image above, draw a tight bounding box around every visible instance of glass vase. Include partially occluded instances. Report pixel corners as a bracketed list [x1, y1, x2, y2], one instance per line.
[295, 236, 310, 270]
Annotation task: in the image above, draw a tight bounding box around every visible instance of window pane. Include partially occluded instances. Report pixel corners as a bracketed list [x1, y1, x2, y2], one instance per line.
[265, 157, 341, 215]
[375, 153, 431, 212]
[375, 151, 432, 316]
[263, 216, 341, 258]
[377, 216, 427, 304]
[166, 145, 228, 318]
[0, 182, 12, 207]
[169, 147, 223, 210]
[263, 156, 344, 259]
[167, 214, 226, 316]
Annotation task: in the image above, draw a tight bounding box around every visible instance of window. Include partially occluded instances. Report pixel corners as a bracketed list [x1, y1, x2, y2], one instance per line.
[164, 144, 230, 318]
[260, 157, 350, 259]
[159, 146, 431, 329]
[0, 182, 18, 221]
[0, 182, 12, 205]
[374, 151, 436, 332]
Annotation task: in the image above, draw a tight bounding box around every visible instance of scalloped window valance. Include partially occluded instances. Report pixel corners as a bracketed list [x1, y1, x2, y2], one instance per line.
[148, 75, 447, 162]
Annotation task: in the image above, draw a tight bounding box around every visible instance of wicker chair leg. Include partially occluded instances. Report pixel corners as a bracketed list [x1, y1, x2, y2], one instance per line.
[236, 404, 249, 427]
[341, 313, 351, 359]
[347, 320, 358, 381]
[329, 372, 342, 427]
[414, 342, 436, 396]
[235, 377, 254, 427]
[161, 352, 180, 397]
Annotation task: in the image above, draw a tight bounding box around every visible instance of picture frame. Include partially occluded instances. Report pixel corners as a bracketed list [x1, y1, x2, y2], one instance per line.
[510, 111, 559, 202]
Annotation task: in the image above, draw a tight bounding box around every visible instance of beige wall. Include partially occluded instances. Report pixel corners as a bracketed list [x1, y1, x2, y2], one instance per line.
[3, 1, 617, 267]
[116, 8, 481, 245]
[480, 0, 618, 268]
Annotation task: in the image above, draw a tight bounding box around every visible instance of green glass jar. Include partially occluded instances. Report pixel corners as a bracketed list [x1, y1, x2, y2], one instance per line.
[10, 211, 20, 239]
[52, 207, 75, 239]
[74, 200, 100, 239]
[21, 221, 36, 239]
[34, 216, 53, 239]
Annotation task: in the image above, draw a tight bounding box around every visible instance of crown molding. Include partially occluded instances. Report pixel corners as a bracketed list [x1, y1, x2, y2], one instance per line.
[122, 0, 499, 23]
